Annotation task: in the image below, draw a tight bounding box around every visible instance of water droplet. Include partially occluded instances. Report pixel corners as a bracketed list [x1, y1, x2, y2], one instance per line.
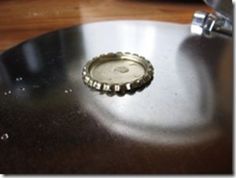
[4, 90, 12, 95]
[64, 89, 73, 94]
[20, 87, 26, 91]
[16, 77, 23, 82]
[1, 133, 9, 141]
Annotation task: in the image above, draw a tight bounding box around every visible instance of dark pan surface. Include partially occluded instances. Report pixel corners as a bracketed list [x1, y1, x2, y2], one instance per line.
[0, 21, 233, 174]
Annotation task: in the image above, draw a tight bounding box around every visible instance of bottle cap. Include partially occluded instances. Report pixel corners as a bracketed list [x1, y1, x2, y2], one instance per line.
[82, 52, 154, 93]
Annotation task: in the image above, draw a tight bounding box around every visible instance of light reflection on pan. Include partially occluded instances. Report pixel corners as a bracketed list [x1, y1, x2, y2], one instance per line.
[72, 22, 232, 145]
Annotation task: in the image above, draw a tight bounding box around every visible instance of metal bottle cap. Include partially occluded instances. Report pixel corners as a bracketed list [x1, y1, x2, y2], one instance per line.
[82, 52, 154, 93]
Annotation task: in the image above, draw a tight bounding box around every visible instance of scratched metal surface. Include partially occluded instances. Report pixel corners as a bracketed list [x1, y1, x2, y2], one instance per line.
[0, 21, 233, 174]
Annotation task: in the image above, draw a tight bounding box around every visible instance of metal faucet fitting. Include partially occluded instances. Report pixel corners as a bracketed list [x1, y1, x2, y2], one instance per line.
[191, 0, 233, 36]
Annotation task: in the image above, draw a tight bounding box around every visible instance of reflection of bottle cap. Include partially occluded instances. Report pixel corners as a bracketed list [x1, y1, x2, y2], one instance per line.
[82, 52, 154, 93]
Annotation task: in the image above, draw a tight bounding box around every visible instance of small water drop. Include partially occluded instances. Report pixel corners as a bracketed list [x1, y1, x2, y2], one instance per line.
[20, 87, 26, 91]
[65, 88, 73, 94]
[4, 90, 12, 95]
[1, 133, 9, 141]
[16, 77, 23, 82]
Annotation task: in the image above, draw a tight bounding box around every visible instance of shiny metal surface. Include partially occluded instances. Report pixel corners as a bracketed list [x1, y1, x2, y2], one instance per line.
[191, 11, 233, 36]
[82, 52, 154, 93]
[203, 0, 233, 22]
[191, 0, 233, 36]
[0, 21, 233, 173]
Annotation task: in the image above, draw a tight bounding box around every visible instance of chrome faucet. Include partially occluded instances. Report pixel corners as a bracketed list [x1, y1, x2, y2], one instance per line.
[191, 0, 233, 36]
